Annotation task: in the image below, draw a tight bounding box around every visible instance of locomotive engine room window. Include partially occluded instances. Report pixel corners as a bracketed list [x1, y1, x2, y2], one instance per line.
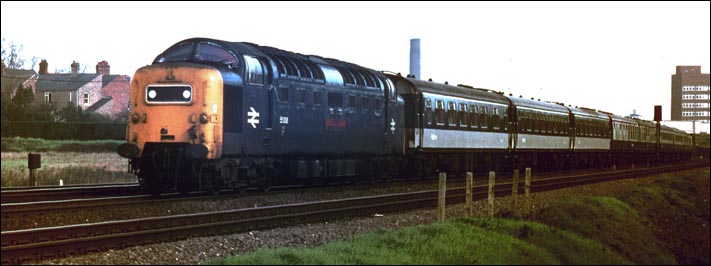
[277, 87, 289, 102]
[447, 102, 457, 127]
[328, 92, 343, 107]
[459, 103, 469, 127]
[196, 42, 237, 65]
[373, 98, 382, 116]
[361, 96, 369, 112]
[244, 55, 265, 85]
[296, 89, 306, 104]
[435, 100, 445, 125]
[313, 90, 321, 106]
[347, 94, 356, 111]
[425, 98, 433, 125]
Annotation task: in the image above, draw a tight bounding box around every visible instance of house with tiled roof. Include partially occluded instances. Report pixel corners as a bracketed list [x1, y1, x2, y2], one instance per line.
[0, 64, 38, 98]
[33, 60, 130, 119]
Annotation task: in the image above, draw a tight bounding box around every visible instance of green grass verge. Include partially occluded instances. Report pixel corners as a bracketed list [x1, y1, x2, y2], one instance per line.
[205, 168, 709, 265]
[204, 218, 630, 265]
[1, 137, 122, 153]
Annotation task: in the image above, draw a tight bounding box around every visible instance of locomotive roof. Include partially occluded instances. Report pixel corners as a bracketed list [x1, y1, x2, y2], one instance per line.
[156, 38, 388, 89]
[507, 96, 569, 115]
[396, 76, 510, 105]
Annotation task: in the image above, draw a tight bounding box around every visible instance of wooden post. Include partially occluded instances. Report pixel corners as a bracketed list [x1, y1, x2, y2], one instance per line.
[438, 172, 446, 222]
[488, 171, 495, 218]
[466, 172, 473, 217]
[512, 169, 519, 214]
[525, 167, 531, 214]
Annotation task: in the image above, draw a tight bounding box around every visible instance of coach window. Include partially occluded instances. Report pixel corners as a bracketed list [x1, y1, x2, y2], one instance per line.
[244, 55, 265, 85]
[480, 106, 488, 129]
[470, 105, 478, 128]
[435, 100, 445, 126]
[459, 103, 469, 127]
[425, 98, 433, 125]
[491, 108, 499, 130]
[447, 102, 457, 127]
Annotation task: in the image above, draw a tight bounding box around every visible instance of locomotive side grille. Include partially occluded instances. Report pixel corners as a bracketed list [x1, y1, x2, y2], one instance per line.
[146, 84, 193, 103]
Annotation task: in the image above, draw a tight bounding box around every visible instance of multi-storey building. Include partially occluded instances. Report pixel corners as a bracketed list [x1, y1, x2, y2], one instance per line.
[671, 66, 710, 122]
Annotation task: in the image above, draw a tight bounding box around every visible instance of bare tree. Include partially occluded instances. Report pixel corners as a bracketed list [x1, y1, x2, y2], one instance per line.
[1, 38, 26, 69]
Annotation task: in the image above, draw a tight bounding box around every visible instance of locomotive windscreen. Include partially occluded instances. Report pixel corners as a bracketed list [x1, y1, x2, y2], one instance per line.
[145, 85, 193, 103]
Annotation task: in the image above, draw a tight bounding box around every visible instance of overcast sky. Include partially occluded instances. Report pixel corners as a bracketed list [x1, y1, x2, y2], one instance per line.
[2, 1, 709, 121]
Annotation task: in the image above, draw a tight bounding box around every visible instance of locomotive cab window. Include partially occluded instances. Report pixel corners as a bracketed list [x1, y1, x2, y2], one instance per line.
[244, 55, 265, 85]
[156, 42, 194, 63]
[195, 42, 237, 66]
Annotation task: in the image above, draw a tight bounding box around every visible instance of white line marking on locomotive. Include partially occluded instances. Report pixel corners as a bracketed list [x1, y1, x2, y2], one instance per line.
[247, 107, 260, 128]
[280, 116, 289, 124]
[390, 118, 396, 133]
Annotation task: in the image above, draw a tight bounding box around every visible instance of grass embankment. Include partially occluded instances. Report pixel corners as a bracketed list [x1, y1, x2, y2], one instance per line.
[206, 169, 710, 265]
[1, 137, 135, 187]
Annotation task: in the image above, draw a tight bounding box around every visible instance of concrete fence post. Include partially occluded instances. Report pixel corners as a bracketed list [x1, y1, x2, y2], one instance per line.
[438, 172, 446, 222]
[466, 172, 473, 217]
[512, 169, 519, 214]
[525, 167, 531, 214]
[488, 171, 495, 218]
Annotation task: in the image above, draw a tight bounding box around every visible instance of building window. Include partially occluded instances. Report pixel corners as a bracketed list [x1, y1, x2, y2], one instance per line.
[69, 93, 72, 103]
[84, 93, 90, 105]
[45, 92, 52, 103]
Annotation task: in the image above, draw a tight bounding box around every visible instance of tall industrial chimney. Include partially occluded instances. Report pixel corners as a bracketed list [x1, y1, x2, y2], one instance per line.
[409, 38, 421, 80]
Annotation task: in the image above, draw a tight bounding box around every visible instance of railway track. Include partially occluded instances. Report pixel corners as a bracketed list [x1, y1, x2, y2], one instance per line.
[1, 162, 706, 265]
[0, 183, 141, 204]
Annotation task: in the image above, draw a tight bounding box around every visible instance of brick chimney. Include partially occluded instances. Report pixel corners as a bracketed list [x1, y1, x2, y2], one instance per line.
[96, 60, 110, 75]
[71, 61, 79, 75]
[39, 59, 48, 74]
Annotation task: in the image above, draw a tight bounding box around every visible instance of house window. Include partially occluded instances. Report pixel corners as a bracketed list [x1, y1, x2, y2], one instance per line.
[69, 93, 72, 103]
[84, 93, 90, 105]
[45, 92, 52, 103]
